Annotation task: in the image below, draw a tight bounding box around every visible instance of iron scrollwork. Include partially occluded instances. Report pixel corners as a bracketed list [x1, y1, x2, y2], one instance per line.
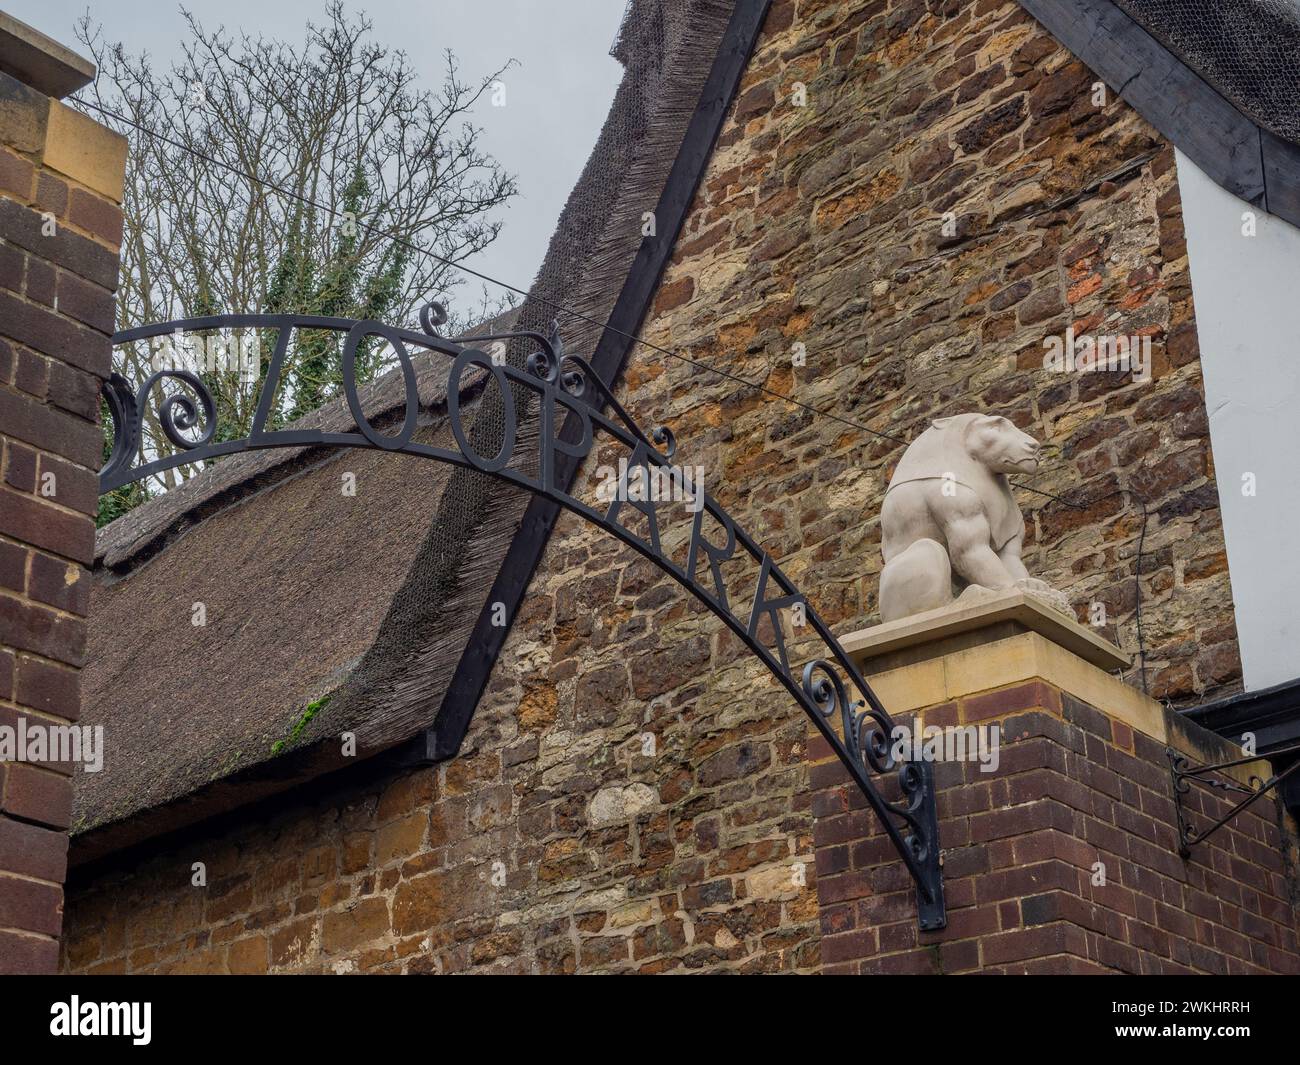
[100, 368, 217, 485]
[1168, 744, 1300, 859]
[99, 303, 946, 929]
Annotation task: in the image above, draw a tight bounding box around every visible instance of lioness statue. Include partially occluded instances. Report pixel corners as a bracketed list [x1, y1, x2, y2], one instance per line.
[879, 413, 1067, 622]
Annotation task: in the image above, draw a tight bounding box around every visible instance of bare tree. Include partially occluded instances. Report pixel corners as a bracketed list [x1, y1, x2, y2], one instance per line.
[77, 3, 517, 523]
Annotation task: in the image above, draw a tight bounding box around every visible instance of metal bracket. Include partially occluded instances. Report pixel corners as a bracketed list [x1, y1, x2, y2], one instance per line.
[99, 306, 945, 929]
[1167, 743, 1300, 858]
[912, 759, 946, 931]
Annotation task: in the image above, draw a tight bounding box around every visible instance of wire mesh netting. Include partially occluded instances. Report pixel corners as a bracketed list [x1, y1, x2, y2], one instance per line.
[1117, 0, 1300, 144]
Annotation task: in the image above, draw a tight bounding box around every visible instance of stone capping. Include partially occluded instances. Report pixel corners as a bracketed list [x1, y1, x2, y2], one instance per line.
[856, 630, 1165, 740]
[0, 74, 126, 205]
[0, 12, 94, 99]
[838, 614, 1270, 789]
[840, 588, 1130, 673]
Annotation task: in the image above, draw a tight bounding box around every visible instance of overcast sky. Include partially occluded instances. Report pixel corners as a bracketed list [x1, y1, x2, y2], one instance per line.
[7, 0, 628, 312]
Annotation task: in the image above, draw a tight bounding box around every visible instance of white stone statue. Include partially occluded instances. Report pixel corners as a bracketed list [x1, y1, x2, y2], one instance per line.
[879, 413, 1068, 622]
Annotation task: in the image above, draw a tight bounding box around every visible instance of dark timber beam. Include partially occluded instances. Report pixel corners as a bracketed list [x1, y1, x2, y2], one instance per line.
[1017, 0, 1300, 230]
[420, 0, 774, 763]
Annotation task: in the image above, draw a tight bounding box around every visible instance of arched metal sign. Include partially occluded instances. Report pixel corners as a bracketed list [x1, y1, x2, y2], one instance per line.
[100, 307, 946, 930]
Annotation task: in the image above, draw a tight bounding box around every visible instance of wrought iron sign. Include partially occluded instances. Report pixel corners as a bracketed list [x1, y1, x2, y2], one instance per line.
[1167, 743, 1300, 859]
[100, 306, 946, 929]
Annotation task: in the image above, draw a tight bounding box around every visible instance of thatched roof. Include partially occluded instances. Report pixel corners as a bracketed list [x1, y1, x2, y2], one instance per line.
[74, 0, 738, 863]
[77, 350, 507, 856]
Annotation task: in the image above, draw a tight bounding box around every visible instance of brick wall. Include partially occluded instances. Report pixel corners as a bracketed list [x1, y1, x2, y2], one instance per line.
[0, 39, 126, 972]
[811, 676, 1300, 974]
[61, 0, 1259, 973]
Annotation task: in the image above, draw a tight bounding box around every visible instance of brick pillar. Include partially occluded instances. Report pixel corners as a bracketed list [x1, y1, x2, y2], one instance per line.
[810, 590, 1300, 974]
[0, 13, 125, 974]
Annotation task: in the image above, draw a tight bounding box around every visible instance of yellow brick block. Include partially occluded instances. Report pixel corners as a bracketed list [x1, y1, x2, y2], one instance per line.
[853, 631, 1168, 744]
[41, 99, 126, 202]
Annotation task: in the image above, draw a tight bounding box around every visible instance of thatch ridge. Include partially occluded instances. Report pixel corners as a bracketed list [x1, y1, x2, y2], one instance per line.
[74, 0, 739, 858]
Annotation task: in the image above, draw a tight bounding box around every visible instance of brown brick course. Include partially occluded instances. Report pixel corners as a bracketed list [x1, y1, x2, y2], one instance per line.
[0, 50, 124, 974]
[811, 688, 1300, 974]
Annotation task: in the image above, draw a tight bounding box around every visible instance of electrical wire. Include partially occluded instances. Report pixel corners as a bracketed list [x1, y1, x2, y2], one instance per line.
[75, 95, 1153, 682]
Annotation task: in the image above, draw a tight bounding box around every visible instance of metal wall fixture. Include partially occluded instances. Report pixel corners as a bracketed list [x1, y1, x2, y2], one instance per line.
[100, 306, 946, 929]
[1167, 743, 1300, 859]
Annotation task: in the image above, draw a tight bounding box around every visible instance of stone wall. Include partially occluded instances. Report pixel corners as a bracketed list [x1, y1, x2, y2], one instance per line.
[642, 0, 1235, 702]
[63, 0, 1250, 973]
[0, 21, 125, 973]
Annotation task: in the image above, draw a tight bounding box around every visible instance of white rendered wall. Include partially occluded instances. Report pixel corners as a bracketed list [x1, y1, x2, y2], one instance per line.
[1177, 148, 1300, 691]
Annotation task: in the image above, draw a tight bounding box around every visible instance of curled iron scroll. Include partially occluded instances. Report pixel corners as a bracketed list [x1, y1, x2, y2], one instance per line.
[420, 299, 677, 462]
[100, 368, 217, 482]
[801, 658, 929, 859]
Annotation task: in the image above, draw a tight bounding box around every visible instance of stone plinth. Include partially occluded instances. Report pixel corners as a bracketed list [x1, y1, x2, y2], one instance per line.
[843, 587, 1128, 673]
